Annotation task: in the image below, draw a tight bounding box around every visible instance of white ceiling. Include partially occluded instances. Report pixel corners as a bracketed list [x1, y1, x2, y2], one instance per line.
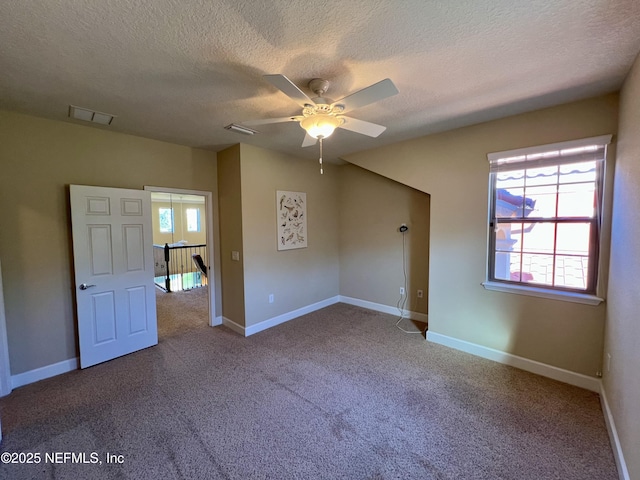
[1, 0, 639, 163]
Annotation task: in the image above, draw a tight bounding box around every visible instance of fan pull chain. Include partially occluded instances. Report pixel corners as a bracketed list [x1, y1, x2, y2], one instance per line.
[319, 137, 324, 175]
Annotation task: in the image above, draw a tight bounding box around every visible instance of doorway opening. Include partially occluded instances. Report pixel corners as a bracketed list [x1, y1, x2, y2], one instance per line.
[151, 192, 208, 293]
[145, 186, 217, 337]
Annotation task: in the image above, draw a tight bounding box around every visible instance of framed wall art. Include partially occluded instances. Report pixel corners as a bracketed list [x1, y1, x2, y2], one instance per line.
[277, 191, 307, 250]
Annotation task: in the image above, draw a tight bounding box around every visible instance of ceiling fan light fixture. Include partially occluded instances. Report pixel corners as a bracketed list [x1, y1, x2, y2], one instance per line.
[300, 114, 343, 139]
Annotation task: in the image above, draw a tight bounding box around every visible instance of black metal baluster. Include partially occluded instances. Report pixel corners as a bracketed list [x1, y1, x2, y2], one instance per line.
[164, 243, 171, 292]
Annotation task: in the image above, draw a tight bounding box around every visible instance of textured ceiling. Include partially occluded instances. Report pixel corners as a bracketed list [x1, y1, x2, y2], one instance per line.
[1, 0, 639, 163]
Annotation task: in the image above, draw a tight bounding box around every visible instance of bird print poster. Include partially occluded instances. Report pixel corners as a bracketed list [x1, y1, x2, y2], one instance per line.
[277, 191, 307, 250]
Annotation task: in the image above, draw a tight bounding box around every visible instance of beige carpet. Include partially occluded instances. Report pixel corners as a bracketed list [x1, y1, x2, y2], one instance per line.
[156, 286, 209, 338]
[0, 295, 617, 479]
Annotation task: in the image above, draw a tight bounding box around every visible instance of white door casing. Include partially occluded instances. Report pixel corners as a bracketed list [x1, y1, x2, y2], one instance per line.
[70, 185, 157, 368]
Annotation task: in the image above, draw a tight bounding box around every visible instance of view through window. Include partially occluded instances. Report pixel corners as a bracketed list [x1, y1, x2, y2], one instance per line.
[186, 208, 200, 232]
[158, 207, 174, 233]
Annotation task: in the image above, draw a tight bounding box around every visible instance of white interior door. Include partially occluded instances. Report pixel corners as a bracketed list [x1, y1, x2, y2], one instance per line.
[0, 259, 11, 398]
[70, 185, 157, 368]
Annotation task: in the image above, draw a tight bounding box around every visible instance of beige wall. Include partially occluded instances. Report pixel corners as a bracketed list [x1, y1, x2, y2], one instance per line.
[151, 200, 207, 246]
[339, 164, 430, 314]
[219, 145, 424, 328]
[604, 53, 640, 479]
[344, 94, 619, 376]
[239, 144, 340, 327]
[0, 110, 221, 375]
[217, 145, 245, 325]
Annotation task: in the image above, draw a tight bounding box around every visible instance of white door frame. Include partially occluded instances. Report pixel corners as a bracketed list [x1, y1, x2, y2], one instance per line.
[144, 186, 218, 327]
[0, 259, 12, 398]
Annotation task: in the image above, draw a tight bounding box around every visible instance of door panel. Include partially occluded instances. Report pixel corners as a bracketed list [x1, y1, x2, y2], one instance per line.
[127, 286, 148, 334]
[121, 198, 143, 215]
[123, 225, 144, 271]
[86, 196, 110, 215]
[89, 225, 113, 275]
[71, 185, 157, 368]
[93, 292, 117, 344]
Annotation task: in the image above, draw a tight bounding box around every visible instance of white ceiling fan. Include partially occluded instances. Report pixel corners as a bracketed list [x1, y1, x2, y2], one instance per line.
[236, 74, 399, 173]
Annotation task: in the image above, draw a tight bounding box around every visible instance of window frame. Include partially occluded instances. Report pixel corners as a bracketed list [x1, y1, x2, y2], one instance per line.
[483, 135, 611, 305]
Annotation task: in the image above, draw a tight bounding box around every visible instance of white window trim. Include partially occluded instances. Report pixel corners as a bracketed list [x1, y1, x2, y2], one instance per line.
[481, 281, 603, 305]
[485, 134, 612, 304]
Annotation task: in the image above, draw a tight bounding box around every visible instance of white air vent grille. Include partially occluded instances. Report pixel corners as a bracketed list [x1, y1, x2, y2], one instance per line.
[69, 105, 116, 125]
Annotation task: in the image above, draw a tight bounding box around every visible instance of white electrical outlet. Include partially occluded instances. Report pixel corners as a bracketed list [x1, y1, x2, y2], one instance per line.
[607, 353, 611, 373]
[268, 294, 274, 304]
[231, 251, 240, 261]
[400, 287, 405, 295]
[417, 289, 423, 298]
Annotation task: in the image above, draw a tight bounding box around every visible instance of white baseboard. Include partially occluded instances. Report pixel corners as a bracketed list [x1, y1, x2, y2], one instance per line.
[221, 296, 427, 336]
[339, 296, 428, 322]
[11, 357, 78, 389]
[426, 331, 601, 392]
[211, 315, 223, 327]
[244, 296, 341, 337]
[222, 316, 245, 335]
[600, 385, 630, 480]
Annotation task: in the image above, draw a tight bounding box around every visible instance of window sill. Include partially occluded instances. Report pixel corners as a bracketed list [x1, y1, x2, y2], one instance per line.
[481, 281, 604, 305]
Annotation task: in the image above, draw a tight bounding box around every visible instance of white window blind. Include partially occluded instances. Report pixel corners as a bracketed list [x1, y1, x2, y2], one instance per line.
[488, 135, 611, 173]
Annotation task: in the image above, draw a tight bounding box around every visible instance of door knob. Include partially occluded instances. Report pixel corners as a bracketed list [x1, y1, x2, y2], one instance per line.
[79, 283, 96, 290]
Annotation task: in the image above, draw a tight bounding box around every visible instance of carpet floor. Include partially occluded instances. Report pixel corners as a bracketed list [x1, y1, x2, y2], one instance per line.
[0, 289, 617, 479]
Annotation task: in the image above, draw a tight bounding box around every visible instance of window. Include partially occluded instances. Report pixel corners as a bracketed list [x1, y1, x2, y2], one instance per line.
[485, 135, 611, 299]
[186, 208, 200, 232]
[158, 208, 174, 233]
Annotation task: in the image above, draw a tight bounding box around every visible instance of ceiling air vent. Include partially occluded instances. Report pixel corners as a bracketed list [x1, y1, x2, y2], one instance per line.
[69, 105, 116, 125]
[224, 123, 258, 135]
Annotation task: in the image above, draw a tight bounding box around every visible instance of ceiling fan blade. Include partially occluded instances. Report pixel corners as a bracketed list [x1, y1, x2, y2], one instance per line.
[301, 133, 317, 147]
[338, 116, 387, 137]
[264, 74, 314, 108]
[241, 116, 301, 126]
[332, 79, 398, 112]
